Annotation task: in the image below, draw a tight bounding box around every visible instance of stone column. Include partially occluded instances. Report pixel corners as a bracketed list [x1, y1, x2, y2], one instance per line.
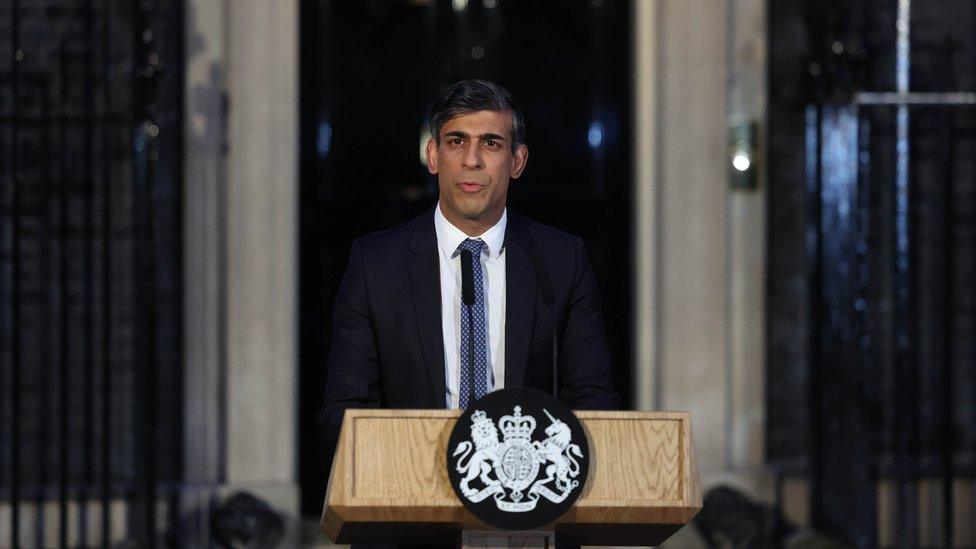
[183, 0, 299, 544]
[655, 0, 730, 480]
[725, 0, 768, 483]
[182, 0, 229, 543]
[632, 0, 661, 412]
[632, 0, 769, 546]
[224, 0, 298, 492]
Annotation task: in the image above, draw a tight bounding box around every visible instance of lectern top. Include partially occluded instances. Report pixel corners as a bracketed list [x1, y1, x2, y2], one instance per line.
[322, 409, 701, 546]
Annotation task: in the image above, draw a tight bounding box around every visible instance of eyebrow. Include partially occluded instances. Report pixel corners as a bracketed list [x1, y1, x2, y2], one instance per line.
[443, 131, 508, 143]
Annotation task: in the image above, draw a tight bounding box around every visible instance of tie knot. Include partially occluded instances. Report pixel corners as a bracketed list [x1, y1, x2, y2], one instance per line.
[457, 238, 486, 256]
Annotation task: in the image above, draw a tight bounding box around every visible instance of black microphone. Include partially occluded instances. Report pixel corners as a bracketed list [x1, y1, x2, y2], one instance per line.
[459, 249, 476, 407]
[531, 248, 559, 400]
[460, 250, 474, 306]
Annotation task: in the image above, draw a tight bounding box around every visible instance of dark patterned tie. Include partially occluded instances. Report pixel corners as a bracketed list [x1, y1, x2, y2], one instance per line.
[457, 238, 488, 409]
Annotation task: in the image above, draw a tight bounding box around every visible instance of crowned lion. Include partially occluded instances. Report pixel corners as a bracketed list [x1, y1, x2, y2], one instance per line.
[453, 410, 502, 498]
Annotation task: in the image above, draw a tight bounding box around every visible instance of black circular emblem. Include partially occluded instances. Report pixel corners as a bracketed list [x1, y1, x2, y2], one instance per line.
[447, 387, 589, 530]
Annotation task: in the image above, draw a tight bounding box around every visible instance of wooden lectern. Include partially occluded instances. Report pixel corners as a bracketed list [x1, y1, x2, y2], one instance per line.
[321, 410, 701, 547]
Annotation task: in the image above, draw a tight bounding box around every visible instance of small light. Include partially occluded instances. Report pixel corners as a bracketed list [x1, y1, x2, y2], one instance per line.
[452, 0, 467, 11]
[471, 46, 485, 60]
[483, 0, 497, 8]
[14, 49, 24, 61]
[728, 120, 757, 189]
[732, 153, 751, 172]
[587, 121, 604, 149]
[832, 40, 844, 54]
[316, 122, 332, 157]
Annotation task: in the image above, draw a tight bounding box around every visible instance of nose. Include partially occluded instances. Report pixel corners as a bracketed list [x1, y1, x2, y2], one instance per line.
[462, 143, 483, 170]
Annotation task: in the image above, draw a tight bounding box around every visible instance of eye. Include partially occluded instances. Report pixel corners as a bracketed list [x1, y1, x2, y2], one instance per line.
[484, 139, 499, 148]
[449, 137, 464, 146]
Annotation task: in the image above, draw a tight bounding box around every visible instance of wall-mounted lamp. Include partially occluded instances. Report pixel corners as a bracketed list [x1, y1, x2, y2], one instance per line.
[729, 121, 757, 190]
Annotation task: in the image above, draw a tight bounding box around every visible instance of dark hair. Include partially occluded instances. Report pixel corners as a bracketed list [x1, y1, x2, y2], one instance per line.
[428, 79, 526, 151]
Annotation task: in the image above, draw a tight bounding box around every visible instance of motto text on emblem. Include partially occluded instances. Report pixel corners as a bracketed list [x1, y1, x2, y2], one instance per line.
[452, 406, 584, 513]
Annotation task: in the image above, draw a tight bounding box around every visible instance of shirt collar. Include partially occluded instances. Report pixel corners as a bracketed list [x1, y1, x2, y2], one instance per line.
[434, 203, 507, 260]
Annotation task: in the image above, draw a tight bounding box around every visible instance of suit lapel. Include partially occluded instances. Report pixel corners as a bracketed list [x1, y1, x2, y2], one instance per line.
[408, 212, 446, 406]
[504, 213, 537, 389]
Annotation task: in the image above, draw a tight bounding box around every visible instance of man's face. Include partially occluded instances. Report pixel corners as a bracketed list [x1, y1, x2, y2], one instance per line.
[426, 110, 528, 232]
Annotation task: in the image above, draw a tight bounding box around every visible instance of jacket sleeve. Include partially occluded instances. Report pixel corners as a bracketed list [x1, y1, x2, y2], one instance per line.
[559, 237, 620, 410]
[317, 238, 383, 472]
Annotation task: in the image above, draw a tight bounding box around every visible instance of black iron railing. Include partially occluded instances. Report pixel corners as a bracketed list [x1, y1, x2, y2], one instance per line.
[0, 1, 182, 546]
[769, 1, 976, 547]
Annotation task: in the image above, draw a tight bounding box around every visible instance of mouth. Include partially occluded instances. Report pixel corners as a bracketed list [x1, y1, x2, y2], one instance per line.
[457, 181, 485, 193]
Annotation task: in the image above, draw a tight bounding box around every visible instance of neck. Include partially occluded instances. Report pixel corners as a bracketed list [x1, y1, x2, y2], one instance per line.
[442, 209, 503, 237]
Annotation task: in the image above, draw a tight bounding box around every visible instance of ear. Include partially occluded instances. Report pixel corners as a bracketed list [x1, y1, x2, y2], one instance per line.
[425, 138, 439, 174]
[510, 144, 528, 179]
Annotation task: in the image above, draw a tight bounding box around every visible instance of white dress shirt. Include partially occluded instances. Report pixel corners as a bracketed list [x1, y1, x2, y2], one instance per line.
[434, 203, 507, 409]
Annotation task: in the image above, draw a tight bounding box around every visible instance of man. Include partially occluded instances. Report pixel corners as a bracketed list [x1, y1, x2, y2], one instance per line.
[319, 79, 618, 472]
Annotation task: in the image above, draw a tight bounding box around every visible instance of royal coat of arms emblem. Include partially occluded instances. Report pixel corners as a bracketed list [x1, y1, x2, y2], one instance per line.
[451, 405, 584, 513]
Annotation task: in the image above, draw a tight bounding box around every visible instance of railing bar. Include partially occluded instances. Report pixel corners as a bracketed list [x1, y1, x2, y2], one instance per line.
[0, 115, 135, 125]
[57, 41, 71, 549]
[0, 87, 4, 549]
[806, 103, 825, 529]
[854, 91, 976, 105]
[132, 0, 159, 544]
[100, 0, 114, 546]
[893, 0, 919, 543]
[9, 0, 23, 544]
[855, 111, 878, 547]
[36, 66, 54, 549]
[81, 1, 97, 546]
[940, 107, 956, 549]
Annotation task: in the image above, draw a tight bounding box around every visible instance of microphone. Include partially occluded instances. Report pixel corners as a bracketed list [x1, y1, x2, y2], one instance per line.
[531, 248, 559, 400]
[459, 249, 476, 407]
[460, 250, 474, 306]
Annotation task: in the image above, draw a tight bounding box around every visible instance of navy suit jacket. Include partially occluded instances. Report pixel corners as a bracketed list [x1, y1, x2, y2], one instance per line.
[319, 208, 619, 465]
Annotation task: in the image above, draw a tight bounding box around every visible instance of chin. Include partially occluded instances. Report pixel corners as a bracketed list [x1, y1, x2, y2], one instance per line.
[459, 210, 488, 222]
[456, 202, 488, 218]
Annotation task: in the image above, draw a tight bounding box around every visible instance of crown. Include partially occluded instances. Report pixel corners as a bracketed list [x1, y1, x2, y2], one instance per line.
[499, 406, 536, 441]
[470, 409, 490, 425]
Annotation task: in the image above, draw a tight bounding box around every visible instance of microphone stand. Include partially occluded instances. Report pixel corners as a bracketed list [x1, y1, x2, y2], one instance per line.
[460, 249, 477, 408]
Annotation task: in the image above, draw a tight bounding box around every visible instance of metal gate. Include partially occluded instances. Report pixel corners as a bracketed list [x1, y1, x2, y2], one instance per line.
[0, 0, 183, 546]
